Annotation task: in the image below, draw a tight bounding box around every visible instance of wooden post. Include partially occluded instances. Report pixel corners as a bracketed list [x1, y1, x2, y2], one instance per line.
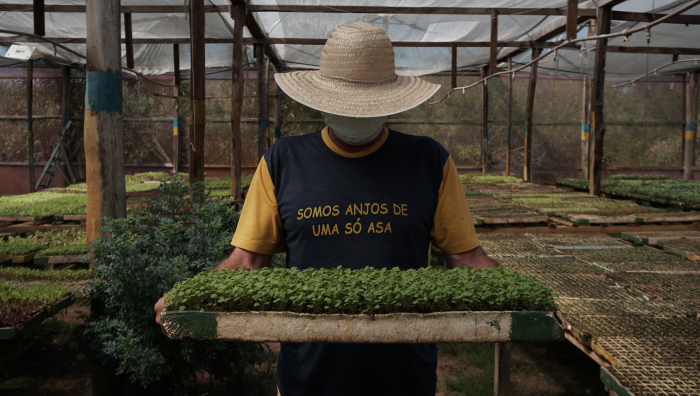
[505, 57, 512, 176]
[684, 71, 698, 180]
[493, 342, 512, 396]
[589, 6, 612, 196]
[566, 0, 578, 41]
[265, 58, 271, 150]
[84, 0, 126, 248]
[481, 65, 489, 174]
[173, 44, 180, 173]
[231, 3, 245, 200]
[489, 10, 498, 76]
[451, 44, 457, 89]
[524, 46, 540, 183]
[189, 0, 206, 183]
[124, 13, 134, 69]
[27, 59, 35, 193]
[256, 44, 266, 161]
[60, 65, 75, 187]
[274, 79, 282, 144]
[33, 0, 44, 36]
[581, 75, 590, 179]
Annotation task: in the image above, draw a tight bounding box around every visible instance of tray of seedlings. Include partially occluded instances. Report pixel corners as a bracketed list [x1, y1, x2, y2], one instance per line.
[160, 266, 564, 343]
[620, 230, 700, 246]
[0, 280, 77, 340]
[0, 230, 87, 268]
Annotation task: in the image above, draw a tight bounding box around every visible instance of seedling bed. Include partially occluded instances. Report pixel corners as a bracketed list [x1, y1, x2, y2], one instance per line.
[497, 256, 604, 275]
[564, 315, 700, 340]
[555, 298, 697, 319]
[660, 241, 700, 262]
[529, 234, 630, 249]
[0, 292, 76, 340]
[621, 230, 700, 246]
[533, 273, 636, 300]
[598, 336, 700, 368]
[570, 248, 700, 273]
[605, 365, 699, 396]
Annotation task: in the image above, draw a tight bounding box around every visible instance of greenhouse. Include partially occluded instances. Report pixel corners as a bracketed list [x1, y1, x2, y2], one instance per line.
[0, 0, 699, 395]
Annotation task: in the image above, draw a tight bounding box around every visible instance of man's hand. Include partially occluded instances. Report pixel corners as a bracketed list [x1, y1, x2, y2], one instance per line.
[445, 246, 498, 269]
[154, 247, 272, 324]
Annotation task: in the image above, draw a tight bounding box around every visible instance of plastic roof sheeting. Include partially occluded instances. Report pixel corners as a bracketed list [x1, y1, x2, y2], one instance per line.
[0, 0, 698, 80]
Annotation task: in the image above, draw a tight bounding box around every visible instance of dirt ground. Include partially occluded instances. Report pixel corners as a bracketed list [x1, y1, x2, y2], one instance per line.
[0, 303, 606, 396]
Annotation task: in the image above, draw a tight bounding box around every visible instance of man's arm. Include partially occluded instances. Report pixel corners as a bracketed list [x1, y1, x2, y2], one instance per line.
[154, 248, 272, 324]
[444, 246, 499, 269]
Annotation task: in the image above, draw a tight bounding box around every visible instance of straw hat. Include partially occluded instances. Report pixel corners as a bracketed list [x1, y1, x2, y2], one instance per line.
[275, 22, 441, 118]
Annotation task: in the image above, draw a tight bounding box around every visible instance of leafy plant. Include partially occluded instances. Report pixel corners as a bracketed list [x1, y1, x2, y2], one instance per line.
[0, 267, 93, 282]
[0, 280, 70, 303]
[36, 244, 88, 257]
[609, 174, 669, 181]
[0, 236, 44, 256]
[78, 173, 272, 390]
[165, 266, 557, 315]
[0, 192, 86, 216]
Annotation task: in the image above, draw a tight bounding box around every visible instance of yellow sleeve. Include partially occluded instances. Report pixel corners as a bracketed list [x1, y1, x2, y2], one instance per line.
[431, 156, 480, 254]
[231, 157, 285, 254]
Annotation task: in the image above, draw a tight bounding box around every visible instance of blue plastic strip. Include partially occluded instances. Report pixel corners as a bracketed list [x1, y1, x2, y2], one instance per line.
[274, 126, 281, 138]
[507, 127, 511, 139]
[85, 72, 123, 115]
[258, 120, 267, 131]
[483, 128, 488, 139]
[582, 124, 591, 132]
[61, 116, 70, 128]
[686, 122, 696, 131]
[27, 120, 32, 131]
[173, 118, 179, 127]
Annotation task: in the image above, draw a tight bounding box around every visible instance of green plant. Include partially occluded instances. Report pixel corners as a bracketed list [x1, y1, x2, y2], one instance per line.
[0, 236, 44, 256]
[609, 174, 670, 180]
[0, 280, 70, 302]
[36, 244, 88, 257]
[0, 267, 93, 282]
[460, 174, 523, 184]
[78, 173, 272, 390]
[165, 266, 557, 315]
[0, 192, 86, 216]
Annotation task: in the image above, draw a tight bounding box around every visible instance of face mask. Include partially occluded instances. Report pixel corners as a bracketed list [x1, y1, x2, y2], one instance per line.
[323, 113, 388, 146]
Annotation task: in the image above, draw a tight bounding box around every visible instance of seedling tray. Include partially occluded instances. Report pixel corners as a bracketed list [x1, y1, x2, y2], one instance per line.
[160, 310, 564, 343]
[0, 292, 76, 340]
[33, 255, 83, 267]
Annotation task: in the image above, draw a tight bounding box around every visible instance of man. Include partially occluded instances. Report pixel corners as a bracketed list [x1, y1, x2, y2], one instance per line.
[155, 21, 497, 396]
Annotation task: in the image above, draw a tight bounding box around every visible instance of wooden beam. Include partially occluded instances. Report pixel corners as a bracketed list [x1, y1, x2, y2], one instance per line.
[246, 5, 598, 16]
[60, 64, 74, 186]
[33, 0, 44, 36]
[566, 0, 578, 41]
[265, 59, 271, 150]
[481, 65, 489, 174]
[274, 77, 282, 144]
[589, 6, 612, 197]
[524, 46, 540, 183]
[494, 342, 512, 396]
[84, 0, 126, 250]
[489, 9, 498, 75]
[451, 45, 457, 89]
[27, 59, 35, 193]
[611, 11, 700, 25]
[582, 21, 594, 180]
[189, 0, 205, 183]
[124, 13, 134, 69]
[684, 71, 698, 180]
[256, 44, 267, 161]
[242, 1, 282, 70]
[607, 46, 700, 55]
[505, 57, 512, 177]
[173, 44, 180, 174]
[231, 3, 244, 200]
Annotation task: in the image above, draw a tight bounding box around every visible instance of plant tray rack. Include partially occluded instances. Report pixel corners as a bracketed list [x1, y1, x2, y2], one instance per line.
[161, 310, 564, 343]
[0, 292, 76, 340]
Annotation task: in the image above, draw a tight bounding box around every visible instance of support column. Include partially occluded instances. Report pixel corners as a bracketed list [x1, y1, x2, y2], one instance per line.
[173, 44, 180, 174]
[684, 72, 698, 180]
[84, 0, 126, 247]
[124, 13, 134, 69]
[33, 0, 44, 36]
[524, 46, 540, 183]
[230, 3, 245, 200]
[481, 65, 489, 174]
[505, 58, 512, 176]
[581, 76, 590, 179]
[493, 342, 512, 396]
[566, 0, 578, 41]
[56, 66, 76, 186]
[451, 44, 457, 89]
[274, 79, 282, 144]
[189, 0, 206, 183]
[265, 59, 271, 150]
[27, 59, 35, 193]
[681, 73, 686, 168]
[589, 6, 612, 196]
[256, 44, 267, 161]
[489, 10, 498, 76]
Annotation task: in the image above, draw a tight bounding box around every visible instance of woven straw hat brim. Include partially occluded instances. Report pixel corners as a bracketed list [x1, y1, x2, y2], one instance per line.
[275, 71, 441, 118]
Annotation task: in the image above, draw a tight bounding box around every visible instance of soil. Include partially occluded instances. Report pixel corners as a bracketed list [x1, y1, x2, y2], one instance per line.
[0, 303, 606, 396]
